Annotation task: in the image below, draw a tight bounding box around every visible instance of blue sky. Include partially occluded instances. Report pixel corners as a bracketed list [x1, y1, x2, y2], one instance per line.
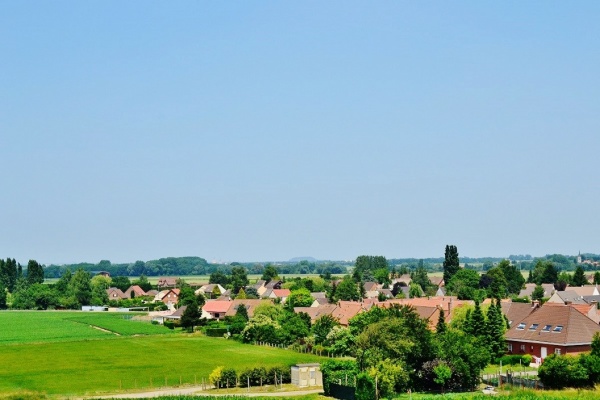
[1, 2, 599, 265]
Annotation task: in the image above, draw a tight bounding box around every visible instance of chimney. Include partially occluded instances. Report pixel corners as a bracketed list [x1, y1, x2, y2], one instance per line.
[532, 300, 540, 308]
[565, 300, 572, 305]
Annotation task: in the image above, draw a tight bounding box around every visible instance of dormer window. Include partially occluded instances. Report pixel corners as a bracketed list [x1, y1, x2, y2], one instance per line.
[553, 325, 563, 333]
[529, 324, 539, 331]
[542, 325, 552, 332]
[517, 323, 526, 330]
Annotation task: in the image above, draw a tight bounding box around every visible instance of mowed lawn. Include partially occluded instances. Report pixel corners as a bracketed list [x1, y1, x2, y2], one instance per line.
[0, 311, 173, 344]
[0, 312, 325, 396]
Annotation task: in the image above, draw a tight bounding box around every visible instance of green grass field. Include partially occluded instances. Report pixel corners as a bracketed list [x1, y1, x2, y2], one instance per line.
[0, 311, 325, 397]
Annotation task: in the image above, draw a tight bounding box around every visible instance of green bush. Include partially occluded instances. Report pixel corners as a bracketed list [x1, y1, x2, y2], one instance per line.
[355, 372, 375, 400]
[164, 321, 175, 330]
[221, 368, 237, 388]
[206, 328, 229, 337]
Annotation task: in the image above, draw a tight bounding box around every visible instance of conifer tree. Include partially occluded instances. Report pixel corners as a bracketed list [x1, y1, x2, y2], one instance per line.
[485, 299, 506, 361]
[436, 307, 447, 335]
[443, 245, 460, 285]
[470, 300, 486, 338]
[572, 266, 588, 287]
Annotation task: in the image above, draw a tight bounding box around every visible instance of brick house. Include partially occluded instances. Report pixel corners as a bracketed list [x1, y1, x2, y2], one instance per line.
[506, 304, 600, 360]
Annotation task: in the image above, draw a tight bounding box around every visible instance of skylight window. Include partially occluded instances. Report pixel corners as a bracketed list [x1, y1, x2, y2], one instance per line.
[542, 325, 552, 332]
[516, 323, 526, 330]
[529, 324, 539, 330]
[553, 325, 563, 333]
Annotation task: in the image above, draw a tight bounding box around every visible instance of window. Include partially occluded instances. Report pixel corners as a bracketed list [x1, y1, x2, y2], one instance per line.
[555, 348, 562, 355]
[542, 325, 552, 332]
[507, 343, 513, 352]
[529, 324, 539, 330]
[520, 344, 526, 352]
[517, 322, 526, 330]
[553, 325, 563, 333]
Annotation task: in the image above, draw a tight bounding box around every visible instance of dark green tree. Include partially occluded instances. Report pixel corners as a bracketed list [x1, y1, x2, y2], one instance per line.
[484, 267, 508, 299]
[209, 270, 229, 286]
[111, 276, 131, 292]
[313, 314, 339, 344]
[412, 262, 431, 293]
[334, 276, 361, 301]
[443, 245, 460, 285]
[446, 268, 480, 300]
[26, 260, 44, 285]
[285, 288, 314, 310]
[541, 262, 559, 284]
[436, 307, 447, 335]
[485, 299, 505, 361]
[497, 259, 525, 295]
[70, 269, 92, 306]
[470, 301, 486, 338]
[572, 266, 588, 287]
[133, 274, 152, 292]
[594, 272, 600, 285]
[230, 266, 249, 295]
[0, 281, 7, 309]
[261, 265, 279, 282]
[532, 284, 545, 302]
[180, 298, 201, 332]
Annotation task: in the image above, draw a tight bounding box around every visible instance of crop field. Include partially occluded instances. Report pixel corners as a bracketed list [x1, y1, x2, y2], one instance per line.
[0, 311, 173, 345]
[0, 311, 325, 397]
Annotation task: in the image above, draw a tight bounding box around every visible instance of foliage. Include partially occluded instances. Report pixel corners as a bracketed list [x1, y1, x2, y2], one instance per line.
[482, 267, 507, 299]
[446, 269, 480, 300]
[221, 368, 238, 388]
[312, 314, 339, 344]
[208, 366, 224, 388]
[321, 359, 359, 395]
[261, 265, 279, 282]
[367, 360, 409, 397]
[334, 275, 361, 301]
[538, 354, 589, 389]
[26, 260, 44, 285]
[325, 326, 355, 356]
[572, 266, 588, 286]
[497, 259, 525, 295]
[436, 307, 447, 334]
[285, 288, 314, 309]
[180, 299, 202, 332]
[355, 372, 375, 400]
[485, 298, 505, 361]
[443, 245, 460, 286]
[353, 256, 389, 281]
[70, 269, 92, 306]
[241, 314, 279, 343]
[532, 284, 545, 302]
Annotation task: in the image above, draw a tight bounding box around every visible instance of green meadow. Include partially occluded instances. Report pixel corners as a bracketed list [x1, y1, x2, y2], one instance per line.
[0, 311, 325, 397]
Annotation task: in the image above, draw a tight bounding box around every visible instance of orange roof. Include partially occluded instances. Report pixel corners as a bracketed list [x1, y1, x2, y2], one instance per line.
[272, 289, 291, 298]
[202, 300, 233, 313]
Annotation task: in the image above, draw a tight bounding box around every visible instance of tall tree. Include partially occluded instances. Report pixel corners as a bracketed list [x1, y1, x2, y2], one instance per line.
[70, 269, 92, 306]
[572, 266, 588, 287]
[230, 266, 249, 295]
[497, 259, 525, 295]
[443, 245, 460, 285]
[261, 265, 279, 282]
[26, 260, 45, 285]
[470, 300, 486, 338]
[436, 307, 447, 335]
[180, 298, 201, 332]
[485, 299, 505, 361]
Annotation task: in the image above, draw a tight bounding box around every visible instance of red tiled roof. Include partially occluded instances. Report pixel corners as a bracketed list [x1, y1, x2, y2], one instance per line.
[202, 300, 233, 314]
[272, 289, 291, 298]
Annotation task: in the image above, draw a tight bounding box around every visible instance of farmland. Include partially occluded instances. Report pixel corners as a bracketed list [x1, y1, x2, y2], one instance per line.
[0, 311, 325, 397]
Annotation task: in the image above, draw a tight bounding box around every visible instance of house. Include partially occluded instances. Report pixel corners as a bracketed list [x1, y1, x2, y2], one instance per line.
[154, 289, 180, 310]
[202, 300, 233, 320]
[106, 287, 126, 301]
[264, 288, 291, 303]
[294, 301, 366, 326]
[157, 277, 178, 289]
[123, 285, 146, 299]
[518, 283, 555, 299]
[568, 285, 599, 297]
[506, 304, 600, 360]
[257, 280, 282, 297]
[499, 301, 540, 327]
[429, 276, 445, 288]
[195, 284, 226, 299]
[95, 271, 111, 278]
[224, 299, 272, 318]
[547, 290, 588, 305]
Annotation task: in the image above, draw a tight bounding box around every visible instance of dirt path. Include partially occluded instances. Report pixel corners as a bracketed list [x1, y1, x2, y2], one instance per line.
[85, 387, 322, 399]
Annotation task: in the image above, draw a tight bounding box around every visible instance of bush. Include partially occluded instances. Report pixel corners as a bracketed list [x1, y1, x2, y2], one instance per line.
[355, 372, 375, 400]
[164, 321, 175, 330]
[321, 359, 359, 395]
[221, 368, 237, 388]
[239, 367, 269, 387]
[496, 354, 532, 366]
[205, 327, 229, 337]
[539, 354, 589, 389]
[267, 365, 291, 384]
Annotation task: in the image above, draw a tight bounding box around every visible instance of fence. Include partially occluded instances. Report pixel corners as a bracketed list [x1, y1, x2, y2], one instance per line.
[329, 383, 355, 400]
[482, 372, 543, 390]
[252, 341, 346, 358]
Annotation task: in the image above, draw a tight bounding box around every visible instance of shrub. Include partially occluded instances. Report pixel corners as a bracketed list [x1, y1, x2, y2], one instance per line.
[164, 321, 175, 330]
[355, 372, 375, 400]
[267, 365, 291, 384]
[205, 328, 228, 337]
[221, 368, 237, 388]
[209, 366, 224, 388]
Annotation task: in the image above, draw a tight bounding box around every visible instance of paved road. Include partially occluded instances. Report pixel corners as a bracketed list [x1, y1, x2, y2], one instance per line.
[86, 387, 323, 399]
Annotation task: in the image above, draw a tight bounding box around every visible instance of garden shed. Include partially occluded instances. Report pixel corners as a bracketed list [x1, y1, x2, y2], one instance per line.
[291, 363, 322, 387]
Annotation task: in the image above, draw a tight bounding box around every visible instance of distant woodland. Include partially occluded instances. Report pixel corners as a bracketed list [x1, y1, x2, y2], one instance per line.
[39, 253, 600, 278]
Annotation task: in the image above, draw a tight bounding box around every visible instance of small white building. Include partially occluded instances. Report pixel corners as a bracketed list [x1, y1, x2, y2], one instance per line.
[291, 363, 322, 387]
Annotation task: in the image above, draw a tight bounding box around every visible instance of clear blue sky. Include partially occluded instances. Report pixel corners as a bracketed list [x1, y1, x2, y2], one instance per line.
[2, 2, 599, 265]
